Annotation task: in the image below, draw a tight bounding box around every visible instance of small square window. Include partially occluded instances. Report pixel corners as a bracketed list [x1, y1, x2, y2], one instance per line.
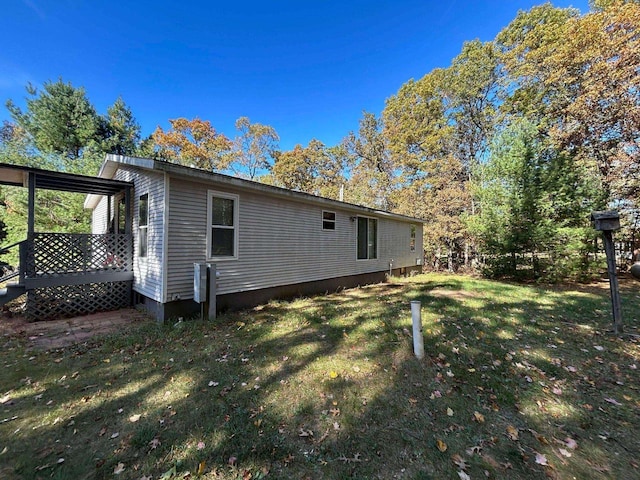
[322, 211, 336, 230]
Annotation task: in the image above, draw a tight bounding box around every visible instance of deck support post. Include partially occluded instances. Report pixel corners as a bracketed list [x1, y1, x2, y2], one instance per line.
[124, 187, 132, 234]
[27, 172, 35, 235]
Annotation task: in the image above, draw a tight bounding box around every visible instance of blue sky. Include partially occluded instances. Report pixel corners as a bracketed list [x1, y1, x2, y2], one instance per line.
[2, 0, 589, 152]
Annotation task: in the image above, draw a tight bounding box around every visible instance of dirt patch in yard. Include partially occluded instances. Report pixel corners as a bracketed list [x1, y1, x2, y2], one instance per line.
[0, 308, 152, 350]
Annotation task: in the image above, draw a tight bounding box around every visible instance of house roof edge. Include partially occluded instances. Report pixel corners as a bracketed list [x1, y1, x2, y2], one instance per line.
[99, 154, 427, 224]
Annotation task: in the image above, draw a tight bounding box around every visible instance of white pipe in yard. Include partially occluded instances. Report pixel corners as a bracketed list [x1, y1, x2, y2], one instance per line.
[410, 301, 424, 359]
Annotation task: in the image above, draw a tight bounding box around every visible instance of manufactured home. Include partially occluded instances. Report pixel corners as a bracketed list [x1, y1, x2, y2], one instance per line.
[85, 155, 424, 322]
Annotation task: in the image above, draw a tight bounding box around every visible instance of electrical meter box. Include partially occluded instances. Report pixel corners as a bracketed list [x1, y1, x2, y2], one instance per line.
[194, 263, 208, 303]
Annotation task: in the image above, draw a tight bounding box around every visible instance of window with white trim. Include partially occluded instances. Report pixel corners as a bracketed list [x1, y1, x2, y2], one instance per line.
[138, 194, 148, 257]
[207, 191, 239, 260]
[357, 216, 377, 260]
[322, 211, 336, 230]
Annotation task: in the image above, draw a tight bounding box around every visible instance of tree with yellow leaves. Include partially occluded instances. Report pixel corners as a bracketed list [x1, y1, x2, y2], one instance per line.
[152, 118, 233, 172]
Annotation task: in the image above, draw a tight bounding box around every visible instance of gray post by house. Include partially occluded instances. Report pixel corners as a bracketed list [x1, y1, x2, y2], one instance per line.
[27, 172, 35, 235]
[591, 211, 623, 334]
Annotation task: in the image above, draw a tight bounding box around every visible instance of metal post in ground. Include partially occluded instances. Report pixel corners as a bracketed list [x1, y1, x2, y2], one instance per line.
[410, 301, 424, 359]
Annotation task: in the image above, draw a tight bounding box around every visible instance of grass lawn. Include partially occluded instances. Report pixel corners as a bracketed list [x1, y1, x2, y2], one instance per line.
[1, 273, 639, 479]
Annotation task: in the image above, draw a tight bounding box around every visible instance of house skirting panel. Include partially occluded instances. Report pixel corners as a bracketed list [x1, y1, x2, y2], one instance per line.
[26, 281, 132, 322]
[137, 266, 421, 323]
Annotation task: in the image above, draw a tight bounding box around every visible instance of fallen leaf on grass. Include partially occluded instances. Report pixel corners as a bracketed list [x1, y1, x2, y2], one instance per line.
[337, 453, 362, 463]
[530, 430, 549, 445]
[506, 425, 519, 441]
[129, 414, 141, 422]
[148, 438, 161, 450]
[564, 437, 578, 450]
[466, 445, 482, 456]
[114, 462, 125, 474]
[604, 397, 622, 406]
[451, 453, 468, 470]
[535, 453, 548, 466]
[299, 429, 314, 437]
[317, 429, 330, 444]
[436, 439, 448, 452]
[457, 471, 471, 480]
[447, 407, 454, 416]
[34, 458, 64, 472]
[197, 461, 206, 475]
[558, 448, 572, 458]
[473, 411, 485, 423]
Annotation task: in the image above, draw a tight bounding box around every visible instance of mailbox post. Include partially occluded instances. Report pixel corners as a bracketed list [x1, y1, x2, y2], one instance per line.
[591, 211, 623, 334]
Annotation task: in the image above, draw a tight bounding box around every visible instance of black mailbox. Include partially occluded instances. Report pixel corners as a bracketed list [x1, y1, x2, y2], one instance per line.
[591, 210, 620, 231]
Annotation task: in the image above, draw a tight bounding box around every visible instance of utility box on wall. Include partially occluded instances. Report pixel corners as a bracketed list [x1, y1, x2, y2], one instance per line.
[591, 211, 620, 232]
[194, 263, 208, 304]
[193, 263, 217, 320]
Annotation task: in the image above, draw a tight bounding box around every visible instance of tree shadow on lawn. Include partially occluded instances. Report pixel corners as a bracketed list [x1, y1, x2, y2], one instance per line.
[1, 275, 639, 479]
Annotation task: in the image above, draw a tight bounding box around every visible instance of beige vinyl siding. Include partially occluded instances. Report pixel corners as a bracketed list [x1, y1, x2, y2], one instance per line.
[166, 177, 422, 299]
[113, 167, 166, 302]
[91, 196, 109, 234]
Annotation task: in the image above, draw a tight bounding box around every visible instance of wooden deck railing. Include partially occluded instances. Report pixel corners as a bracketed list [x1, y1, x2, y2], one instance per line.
[24, 233, 133, 288]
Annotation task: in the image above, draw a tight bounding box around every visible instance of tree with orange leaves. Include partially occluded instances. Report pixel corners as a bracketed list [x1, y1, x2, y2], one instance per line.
[152, 118, 232, 172]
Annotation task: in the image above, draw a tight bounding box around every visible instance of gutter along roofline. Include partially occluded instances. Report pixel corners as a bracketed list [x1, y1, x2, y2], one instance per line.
[97, 154, 427, 224]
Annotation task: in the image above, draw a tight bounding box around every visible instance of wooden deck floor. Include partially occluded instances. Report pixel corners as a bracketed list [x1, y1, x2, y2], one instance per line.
[0, 308, 152, 350]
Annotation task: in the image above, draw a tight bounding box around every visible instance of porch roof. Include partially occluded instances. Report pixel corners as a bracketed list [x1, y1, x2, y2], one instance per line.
[0, 162, 132, 196]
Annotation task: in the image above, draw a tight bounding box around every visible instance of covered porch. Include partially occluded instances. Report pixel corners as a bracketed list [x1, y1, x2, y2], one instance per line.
[0, 163, 134, 321]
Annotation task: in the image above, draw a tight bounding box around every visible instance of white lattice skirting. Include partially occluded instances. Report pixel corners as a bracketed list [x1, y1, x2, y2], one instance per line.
[26, 281, 132, 321]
